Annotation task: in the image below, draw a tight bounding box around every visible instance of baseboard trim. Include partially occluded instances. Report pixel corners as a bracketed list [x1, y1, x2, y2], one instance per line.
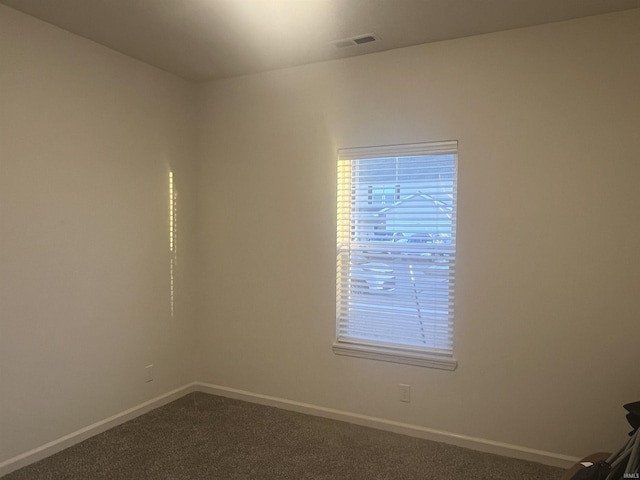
[0, 383, 198, 477]
[1, 381, 579, 476]
[195, 382, 579, 469]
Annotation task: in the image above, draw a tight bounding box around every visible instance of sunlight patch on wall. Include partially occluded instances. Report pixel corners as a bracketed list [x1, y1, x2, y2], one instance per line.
[336, 159, 351, 321]
[169, 171, 177, 317]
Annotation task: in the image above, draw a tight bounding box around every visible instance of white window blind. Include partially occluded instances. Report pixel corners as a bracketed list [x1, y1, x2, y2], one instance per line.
[335, 141, 458, 370]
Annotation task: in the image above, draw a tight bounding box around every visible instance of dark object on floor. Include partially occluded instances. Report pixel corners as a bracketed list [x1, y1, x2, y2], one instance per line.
[568, 402, 640, 480]
[562, 453, 610, 480]
[569, 459, 611, 480]
[608, 402, 640, 477]
[624, 401, 640, 435]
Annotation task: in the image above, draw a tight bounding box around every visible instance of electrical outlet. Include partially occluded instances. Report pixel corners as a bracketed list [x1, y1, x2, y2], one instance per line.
[145, 364, 154, 383]
[399, 384, 411, 403]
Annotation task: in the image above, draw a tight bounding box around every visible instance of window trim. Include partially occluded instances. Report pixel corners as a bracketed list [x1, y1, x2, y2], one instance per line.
[332, 341, 457, 370]
[334, 141, 458, 371]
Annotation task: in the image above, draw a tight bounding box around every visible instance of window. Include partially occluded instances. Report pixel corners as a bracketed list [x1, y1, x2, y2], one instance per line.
[335, 141, 458, 370]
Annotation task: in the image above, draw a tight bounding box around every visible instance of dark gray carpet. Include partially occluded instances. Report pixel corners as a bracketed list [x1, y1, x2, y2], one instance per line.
[4, 392, 564, 479]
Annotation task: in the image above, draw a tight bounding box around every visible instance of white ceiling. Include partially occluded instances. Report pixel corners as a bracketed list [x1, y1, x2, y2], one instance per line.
[3, 0, 639, 82]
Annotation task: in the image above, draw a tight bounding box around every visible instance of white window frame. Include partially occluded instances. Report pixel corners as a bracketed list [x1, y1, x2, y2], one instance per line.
[334, 141, 458, 370]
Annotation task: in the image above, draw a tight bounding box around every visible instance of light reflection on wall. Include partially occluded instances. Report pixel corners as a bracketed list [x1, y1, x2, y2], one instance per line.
[169, 171, 177, 317]
[336, 159, 351, 322]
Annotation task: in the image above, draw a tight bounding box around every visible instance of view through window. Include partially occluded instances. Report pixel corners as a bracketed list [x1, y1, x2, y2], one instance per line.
[335, 141, 458, 369]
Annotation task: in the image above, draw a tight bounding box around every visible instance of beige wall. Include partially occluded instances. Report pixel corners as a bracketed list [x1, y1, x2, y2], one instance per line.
[195, 10, 640, 458]
[0, 5, 197, 462]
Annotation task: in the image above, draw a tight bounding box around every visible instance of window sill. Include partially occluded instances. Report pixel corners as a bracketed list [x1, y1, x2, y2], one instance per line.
[332, 341, 457, 371]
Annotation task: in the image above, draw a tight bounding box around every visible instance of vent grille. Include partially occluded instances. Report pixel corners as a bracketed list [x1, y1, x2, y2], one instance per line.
[353, 35, 376, 45]
[331, 33, 378, 49]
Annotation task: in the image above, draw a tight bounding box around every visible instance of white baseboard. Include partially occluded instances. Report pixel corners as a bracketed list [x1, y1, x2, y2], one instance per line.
[195, 382, 579, 469]
[1, 381, 578, 477]
[0, 383, 198, 477]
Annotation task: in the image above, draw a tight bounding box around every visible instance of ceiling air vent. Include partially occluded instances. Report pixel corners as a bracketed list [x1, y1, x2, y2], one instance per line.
[331, 33, 378, 49]
[353, 35, 376, 45]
